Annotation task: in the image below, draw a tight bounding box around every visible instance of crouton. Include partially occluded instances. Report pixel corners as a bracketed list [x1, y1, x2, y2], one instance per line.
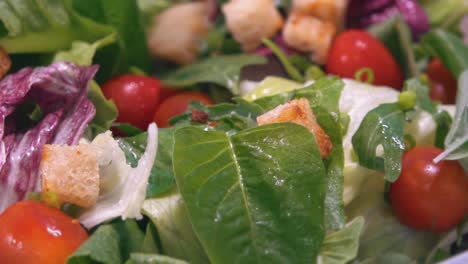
[148, 2, 212, 65]
[222, 0, 284, 52]
[0, 46, 11, 79]
[40, 144, 99, 208]
[292, 0, 347, 27]
[283, 12, 336, 64]
[257, 98, 332, 157]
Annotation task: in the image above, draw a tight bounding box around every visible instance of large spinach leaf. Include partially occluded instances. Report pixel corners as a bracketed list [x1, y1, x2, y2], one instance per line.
[162, 55, 267, 95]
[173, 123, 326, 263]
[351, 103, 406, 182]
[254, 77, 347, 230]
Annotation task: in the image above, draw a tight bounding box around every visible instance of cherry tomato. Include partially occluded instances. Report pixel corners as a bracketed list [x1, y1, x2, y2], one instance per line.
[389, 146, 468, 232]
[153, 91, 214, 127]
[0, 201, 88, 264]
[427, 59, 457, 104]
[326, 30, 404, 89]
[102, 74, 162, 130]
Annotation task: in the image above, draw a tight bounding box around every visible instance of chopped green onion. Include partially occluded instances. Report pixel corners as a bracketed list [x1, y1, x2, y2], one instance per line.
[27, 192, 41, 201]
[129, 66, 148, 76]
[403, 134, 416, 150]
[42, 192, 60, 208]
[262, 38, 305, 82]
[305, 65, 325, 81]
[354, 67, 375, 84]
[398, 90, 417, 110]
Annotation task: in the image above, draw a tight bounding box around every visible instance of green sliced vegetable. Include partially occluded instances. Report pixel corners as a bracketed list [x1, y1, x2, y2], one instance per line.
[243, 76, 303, 101]
[352, 103, 406, 182]
[142, 190, 209, 264]
[318, 217, 364, 264]
[163, 55, 267, 95]
[173, 123, 326, 263]
[368, 15, 419, 78]
[118, 128, 176, 198]
[421, 29, 468, 78]
[67, 220, 147, 264]
[125, 253, 189, 264]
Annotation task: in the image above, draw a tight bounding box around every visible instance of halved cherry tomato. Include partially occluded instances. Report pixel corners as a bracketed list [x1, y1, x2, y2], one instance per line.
[326, 30, 404, 89]
[0, 201, 88, 264]
[153, 91, 214, 127]
[102, 74, 162, 130]
[389, 146, 468, 233]
[427, 59, 457, 104]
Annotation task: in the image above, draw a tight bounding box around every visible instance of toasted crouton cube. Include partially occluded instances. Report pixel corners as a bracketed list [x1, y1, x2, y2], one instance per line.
[257, 98, 332, 157]
[292, 0, 347, 27]
[222, 0, 284, 52]
[40, 144, 99, 208]
[283, 12, 336, 64]
[148, 2, 212, 65]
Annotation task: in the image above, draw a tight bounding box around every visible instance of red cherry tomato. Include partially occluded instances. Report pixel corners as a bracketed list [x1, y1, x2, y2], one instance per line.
[389, 146, 468, 232]
[102, 74, 162, 130]
[427, 59, 457, 104]
[326, 30, 404, 89]
[153, 91, 214, 127]
[0, 201, 88, 264]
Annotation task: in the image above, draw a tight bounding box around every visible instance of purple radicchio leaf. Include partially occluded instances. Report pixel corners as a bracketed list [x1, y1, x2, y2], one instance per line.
[0, 62, 98, 213]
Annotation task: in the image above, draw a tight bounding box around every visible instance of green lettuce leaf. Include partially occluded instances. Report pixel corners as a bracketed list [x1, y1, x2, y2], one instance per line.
[351, 103, 406, 182]
[0, 0, 150, 81]
[118, 127, 176, 198]
[125, 253, 189, 264]
[162, 55, 267, 95]
[318, 217, 364, 264]
[142, 190, 209, 264]
[67, 220, 147, 264]
[421, 29, 468, 78]
[173, 123, 326, 263]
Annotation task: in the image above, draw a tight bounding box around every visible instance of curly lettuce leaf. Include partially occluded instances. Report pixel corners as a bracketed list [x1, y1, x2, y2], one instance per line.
[0, 62, 97, 213]
[173, 123, 326, 263]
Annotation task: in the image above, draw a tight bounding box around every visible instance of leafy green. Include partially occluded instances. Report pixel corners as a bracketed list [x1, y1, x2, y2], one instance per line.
[173, 123, 326, 263]
[351, 103, 406, 182]
[68, 220, 148, 264]
[421, 29, 468, 78]
[254, 77, 347, 229]
[318, 217, 364, 264]
[243, 76, 303, 101]
[125, 253, 189, 264]
[142, 190, 209, 264]
[0, 0, 150, 81]
[368, 15, 418, 78]
[162, 55, 267, 95]
[118, 128, 176, 198]
[435, 70, 468, 164]
[87, 81, 118, 131]
[422, 0, 467, 30]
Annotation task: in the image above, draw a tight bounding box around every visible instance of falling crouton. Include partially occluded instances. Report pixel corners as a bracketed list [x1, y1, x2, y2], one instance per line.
[148, 2, 212, 65]
[292, 0, 347, 27]
[40, 144, 99, 208]
[257, 98, 333, 157]
[283, 11, 336, 64]
[222, 0, 284, 52]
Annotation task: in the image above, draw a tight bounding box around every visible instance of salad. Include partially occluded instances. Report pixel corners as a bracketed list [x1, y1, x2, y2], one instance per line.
[0, 0, 467, 263]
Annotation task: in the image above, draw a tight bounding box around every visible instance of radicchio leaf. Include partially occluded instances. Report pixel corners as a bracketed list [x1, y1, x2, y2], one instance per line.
[0, 62, 97, 213]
